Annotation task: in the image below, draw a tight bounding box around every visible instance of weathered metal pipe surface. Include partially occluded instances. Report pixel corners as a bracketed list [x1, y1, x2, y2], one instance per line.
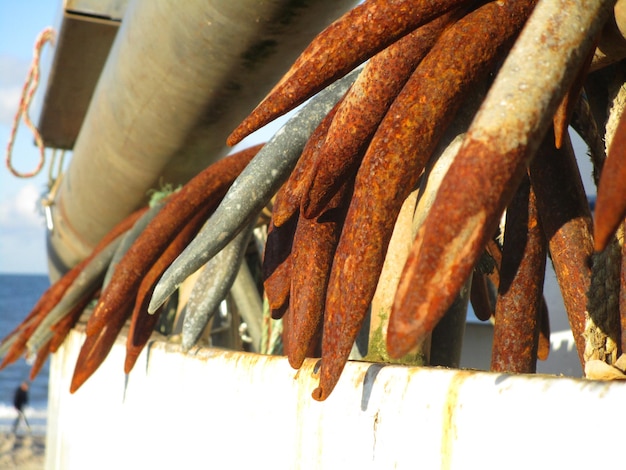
[149, 68, 362, 314]
[47, 0, 357, 279]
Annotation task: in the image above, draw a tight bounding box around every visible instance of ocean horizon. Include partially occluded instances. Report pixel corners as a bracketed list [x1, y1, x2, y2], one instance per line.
[0, 273, 50, 435]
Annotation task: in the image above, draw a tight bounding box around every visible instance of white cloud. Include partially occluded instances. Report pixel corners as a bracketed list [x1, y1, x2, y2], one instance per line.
[0, 183, 45, 229]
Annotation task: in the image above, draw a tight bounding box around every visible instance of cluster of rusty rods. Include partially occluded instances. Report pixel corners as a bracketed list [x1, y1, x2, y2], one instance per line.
[2, 0, 626, 401]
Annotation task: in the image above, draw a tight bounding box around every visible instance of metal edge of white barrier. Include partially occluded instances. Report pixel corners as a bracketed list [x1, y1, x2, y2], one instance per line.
[46, 327, 625, 470]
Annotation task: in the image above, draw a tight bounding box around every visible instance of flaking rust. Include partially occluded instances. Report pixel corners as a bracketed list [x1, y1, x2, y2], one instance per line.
[87, 146, 260, 335]
[227, 0, 470, 146]
[302, 11, 457, 218]
[529, 134, 593, 365]
[388, 139, 528, 358]
[288, 178, 353, 369]
[387, 0, 610, 360]
[491, 176, 547, 373]
[315, 0, 537, 400]
[125, 209, 211, 374]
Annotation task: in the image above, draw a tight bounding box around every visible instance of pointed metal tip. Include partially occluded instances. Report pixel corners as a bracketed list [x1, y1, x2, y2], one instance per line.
[148, 282, 172, 314]
[123, 354, 137, 375]
[311, 386, 326, 402]
[226, 130, 244, 147]
[386, 326, 422, 360]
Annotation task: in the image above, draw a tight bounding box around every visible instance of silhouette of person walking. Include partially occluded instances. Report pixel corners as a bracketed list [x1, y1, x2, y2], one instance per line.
[12, 381, 30, 434]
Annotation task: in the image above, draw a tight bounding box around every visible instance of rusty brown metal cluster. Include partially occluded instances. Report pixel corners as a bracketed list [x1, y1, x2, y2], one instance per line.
[2, 0, 626, 398]
[0, 146, 261, 388]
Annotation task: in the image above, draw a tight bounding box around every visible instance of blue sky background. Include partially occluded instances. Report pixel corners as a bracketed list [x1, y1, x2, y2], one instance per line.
[1, 1, 60, 274]
[0, 2, 598, 275]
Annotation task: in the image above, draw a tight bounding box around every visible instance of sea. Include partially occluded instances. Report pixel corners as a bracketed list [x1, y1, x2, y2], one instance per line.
[0, 273, 50, 435]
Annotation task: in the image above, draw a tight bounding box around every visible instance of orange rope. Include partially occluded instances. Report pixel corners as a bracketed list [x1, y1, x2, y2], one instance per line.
[5, 26, 56, 178]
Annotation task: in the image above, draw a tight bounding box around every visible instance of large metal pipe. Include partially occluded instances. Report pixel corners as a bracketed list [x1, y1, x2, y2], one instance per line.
[47, 0, 356, 279]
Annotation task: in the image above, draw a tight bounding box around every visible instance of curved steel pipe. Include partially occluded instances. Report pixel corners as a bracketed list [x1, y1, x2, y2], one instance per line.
[48, 0, 356, 279]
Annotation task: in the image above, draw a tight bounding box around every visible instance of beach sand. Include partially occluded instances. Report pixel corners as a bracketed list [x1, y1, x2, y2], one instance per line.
[0, 433, 45, 470]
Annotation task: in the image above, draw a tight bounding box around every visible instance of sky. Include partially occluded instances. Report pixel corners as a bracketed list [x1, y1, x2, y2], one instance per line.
[0, 2, 598, 276]
[0, 1, 60, 274]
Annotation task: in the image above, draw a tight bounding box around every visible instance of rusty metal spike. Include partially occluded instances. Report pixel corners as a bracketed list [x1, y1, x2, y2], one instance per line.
[87, 146, 260, 335]
[263, 212, 298, 317]
[49, 291, 95, 353]
[302, 11, 458, 219]
[553, 39, 597, 148]
[537, 297, 551, 361]
[227, 0, 469, 146]
[0, 208, 144, 367]
[288, 178, 353, 369]
[70, 306, 130, 393]
[316, 0, 537, 400]
[470, 272, 495, 322]
[490, 176, 547, 374]
[387, 0, 610, 359]
[530, 134, 593, 365]
[125, 209, 210, 374]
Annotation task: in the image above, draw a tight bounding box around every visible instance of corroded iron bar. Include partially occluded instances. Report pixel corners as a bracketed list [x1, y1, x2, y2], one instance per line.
[470, 273, 494, 321]
[124, 209, 213, 374]
[387, 0, 612, 359]
[0, 208, 145, 366]
[316, 0, 537, 400]
[263, 213, 297, 316]
[288, 179, 353, 369]
[491, 176, 546, 373]
[151, 69, 361, 314]
[529, 135, 593, 365]
[227, 0, 469, 145]
[302, 11, 457, 218]
[88, 145, 261, 334]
